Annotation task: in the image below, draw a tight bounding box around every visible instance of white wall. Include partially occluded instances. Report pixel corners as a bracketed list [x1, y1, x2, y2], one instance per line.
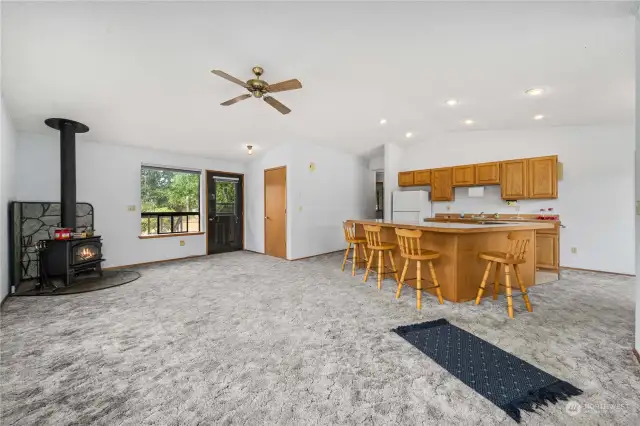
[383, 143, 403, 221]
[634, 10, 639, 353]
[1, 97, 18, 300]
[399, 125, 635, 275]
[245, 142, 372, 260]
[288, 143, 372, 259]
[15, 132, 244, 269]
[245, 144, 294, 259]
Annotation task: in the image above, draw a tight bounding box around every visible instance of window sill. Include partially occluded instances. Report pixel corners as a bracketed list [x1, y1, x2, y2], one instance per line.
[138, 232, 204, 240]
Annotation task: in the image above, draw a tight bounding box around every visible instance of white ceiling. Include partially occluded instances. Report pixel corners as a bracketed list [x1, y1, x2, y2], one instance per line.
[2, 1, 635, 161]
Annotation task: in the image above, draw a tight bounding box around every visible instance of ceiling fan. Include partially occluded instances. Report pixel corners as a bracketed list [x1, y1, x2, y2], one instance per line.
[211, 66, 302, 115]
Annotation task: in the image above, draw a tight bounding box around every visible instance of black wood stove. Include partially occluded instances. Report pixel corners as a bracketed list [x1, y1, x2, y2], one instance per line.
[39, 118, 104, 287]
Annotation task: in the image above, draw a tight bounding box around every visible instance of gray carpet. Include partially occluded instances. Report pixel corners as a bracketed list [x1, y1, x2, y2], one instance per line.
[1, 251, 639, 425]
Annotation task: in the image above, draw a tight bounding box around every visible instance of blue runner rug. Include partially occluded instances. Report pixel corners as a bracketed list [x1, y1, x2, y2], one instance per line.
[392, 318, 582, 423]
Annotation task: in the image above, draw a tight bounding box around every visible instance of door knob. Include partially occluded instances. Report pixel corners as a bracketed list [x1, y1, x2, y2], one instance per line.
[265, 216, 268, 219]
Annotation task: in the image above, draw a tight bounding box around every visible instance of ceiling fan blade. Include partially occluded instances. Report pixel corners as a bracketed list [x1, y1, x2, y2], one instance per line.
[211, 69, 249, 88]
[264, 96, 291, 115]
[266, 79, 302, 93]
[221, 94, 251, 106]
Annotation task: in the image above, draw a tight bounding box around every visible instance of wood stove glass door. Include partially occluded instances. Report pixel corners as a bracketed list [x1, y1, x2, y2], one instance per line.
[207, 172, 244, 254]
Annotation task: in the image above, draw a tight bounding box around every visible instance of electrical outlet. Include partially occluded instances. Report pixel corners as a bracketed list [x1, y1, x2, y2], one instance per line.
[446, 205, 451, 211]
[180, 240, 185, 247]
[127, 205, 136, 211]
[571, 247, 577, 254]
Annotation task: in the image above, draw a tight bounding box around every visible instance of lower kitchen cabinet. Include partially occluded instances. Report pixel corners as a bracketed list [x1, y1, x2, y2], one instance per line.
[536, 232, 559, 271]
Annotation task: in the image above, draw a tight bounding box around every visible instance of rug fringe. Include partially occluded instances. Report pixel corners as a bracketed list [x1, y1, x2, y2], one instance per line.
[392, 318, 449, 335]
[499, 380, 583, 423]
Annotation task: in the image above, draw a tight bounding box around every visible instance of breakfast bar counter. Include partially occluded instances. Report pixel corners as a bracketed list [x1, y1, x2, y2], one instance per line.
[348, 219, 554, 303]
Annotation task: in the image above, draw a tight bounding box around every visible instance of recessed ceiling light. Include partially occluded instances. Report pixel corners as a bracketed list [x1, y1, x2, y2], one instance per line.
[379, 118, 387, 125]
[405, 132, 413, 138]
[533, 114, 544, 120]
[446, 99, 458, 106]
[525, 88, 544, 96]
[464, 119, 474, 125]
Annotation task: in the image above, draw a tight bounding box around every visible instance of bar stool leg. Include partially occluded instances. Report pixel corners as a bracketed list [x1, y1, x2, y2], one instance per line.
[493, 262, 501, 300]
[387, 251, 400, 284]
[504, 264, 514, 319]
[360, 243, 368, 263]
[341, 242, 351, 272]
[396, 258, 409, 299]
[475, 261, 493, 304]
[428, 260, 444, 305]
[363, 248, 375, 283]
[351, 243, 358, 276]
[377, 250, 383, 290]
[416, 259, 422, 310]
[513, 264, 533, 312]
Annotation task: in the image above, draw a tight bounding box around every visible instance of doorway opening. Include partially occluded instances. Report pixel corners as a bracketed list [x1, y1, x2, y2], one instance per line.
[206, 170, 244, 255]
[264, 166, 287, 259]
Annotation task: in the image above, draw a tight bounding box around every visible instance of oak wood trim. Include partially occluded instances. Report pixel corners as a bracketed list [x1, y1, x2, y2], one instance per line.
[205, 169, 245, 255]
[264, 166, 287, 258]
[104, 254, 206, 270]
[138, 232, 204, 239]
[560, 266, 635, 277]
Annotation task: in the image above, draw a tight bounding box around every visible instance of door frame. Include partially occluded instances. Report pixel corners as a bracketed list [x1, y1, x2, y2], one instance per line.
[205, 169, 245, 255]
[264, 166, 287, 258]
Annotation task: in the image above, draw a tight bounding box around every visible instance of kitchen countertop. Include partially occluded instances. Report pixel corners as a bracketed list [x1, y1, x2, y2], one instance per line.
[347, 219, 554, 234]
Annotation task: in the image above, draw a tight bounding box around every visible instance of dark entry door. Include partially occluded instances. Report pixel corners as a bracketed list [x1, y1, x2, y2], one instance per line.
[207, 171, 244, 254]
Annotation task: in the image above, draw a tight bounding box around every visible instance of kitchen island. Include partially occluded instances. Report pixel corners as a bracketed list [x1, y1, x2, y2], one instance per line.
[348, 219, 554, 303]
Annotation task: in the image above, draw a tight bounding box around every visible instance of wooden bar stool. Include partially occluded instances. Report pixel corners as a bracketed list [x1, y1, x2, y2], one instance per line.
[362, 225, 399, 289]
[341, 221, 369, 276]
[394, 228, 444, 310]
[475, 231, 533, 319]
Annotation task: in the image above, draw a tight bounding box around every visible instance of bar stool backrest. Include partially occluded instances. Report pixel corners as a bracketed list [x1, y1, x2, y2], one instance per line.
[395, 228, 423, 257]
[342, 221, 357, 242]
[506, 231, 530, 261]
[363, 224, 383, 249]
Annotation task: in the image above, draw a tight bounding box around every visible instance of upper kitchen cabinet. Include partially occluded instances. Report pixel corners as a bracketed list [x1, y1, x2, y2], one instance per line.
[475, 162, 500, 185]
[452, 165, 476, 186]
[431, 167, 454, 201]
[398, 171, 415, 187]
[501, 159, 528, 199]
[528, 155, 558, 199]
[414, 169, 431, 186]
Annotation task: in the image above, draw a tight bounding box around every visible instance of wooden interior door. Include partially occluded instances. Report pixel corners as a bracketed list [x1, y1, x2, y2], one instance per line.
[264, 166, 287, 258]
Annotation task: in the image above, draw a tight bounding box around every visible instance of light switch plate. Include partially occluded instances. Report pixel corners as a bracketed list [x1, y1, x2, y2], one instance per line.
[180, 240, 185, 246]
[127, 205, 136, 211]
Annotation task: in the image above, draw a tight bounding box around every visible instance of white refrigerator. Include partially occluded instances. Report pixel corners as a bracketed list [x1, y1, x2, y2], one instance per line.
[392, 190, 432, 222]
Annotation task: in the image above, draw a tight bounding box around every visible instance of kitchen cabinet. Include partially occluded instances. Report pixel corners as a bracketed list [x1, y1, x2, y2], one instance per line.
[475, 162, 500, 185]
[528, 156, 558, 199]
[501, 159, 528, 199]
[431, 168, 454, 201]
[414, 169, 431, 186]
[452, 165, 476, 186]
[398, 171, 414, 187]
[536, 233, 559, 270]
